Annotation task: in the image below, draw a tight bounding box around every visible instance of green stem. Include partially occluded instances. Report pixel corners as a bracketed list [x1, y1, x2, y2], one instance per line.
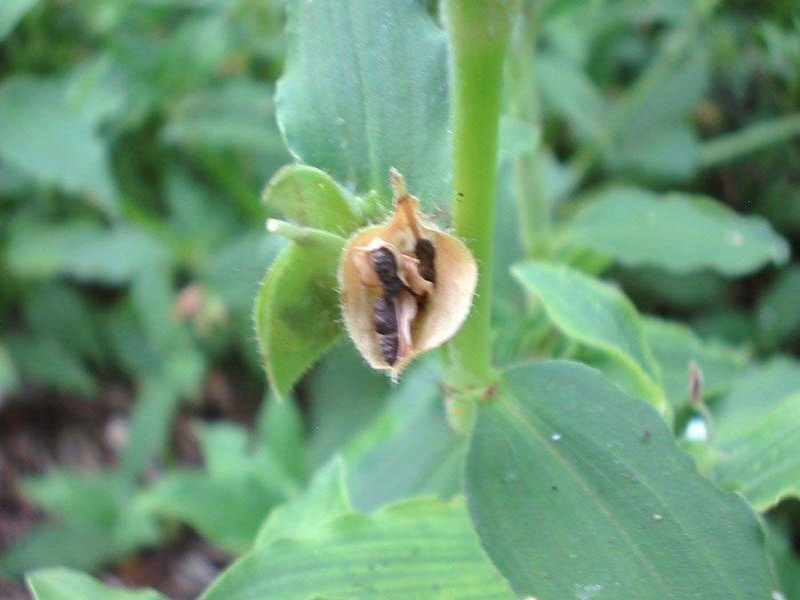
[507, 6, 548, 257]
[443, 0, 519, 388]
[700, 113, 800, 168]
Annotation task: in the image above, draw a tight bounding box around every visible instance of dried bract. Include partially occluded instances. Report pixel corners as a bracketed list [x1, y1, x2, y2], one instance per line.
[339, 170, 478, 379]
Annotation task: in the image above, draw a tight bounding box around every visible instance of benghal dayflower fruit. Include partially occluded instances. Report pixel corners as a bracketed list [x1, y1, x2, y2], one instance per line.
[339, 169, 478, 379]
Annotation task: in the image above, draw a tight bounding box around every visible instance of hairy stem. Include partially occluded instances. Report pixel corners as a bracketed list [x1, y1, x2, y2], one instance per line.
[443, 0, 519, 390]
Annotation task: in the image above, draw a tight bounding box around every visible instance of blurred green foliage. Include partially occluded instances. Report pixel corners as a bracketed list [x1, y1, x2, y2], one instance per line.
[0, 0, 799, 598]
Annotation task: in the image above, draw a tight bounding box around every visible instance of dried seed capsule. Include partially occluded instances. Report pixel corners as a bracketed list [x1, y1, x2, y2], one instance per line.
[373, 295, 397, 335]
[415, 238, 436, 284]
[339, 169, 477, 379]
[378, 332, 399, 365]
[370, 247, 404, 297]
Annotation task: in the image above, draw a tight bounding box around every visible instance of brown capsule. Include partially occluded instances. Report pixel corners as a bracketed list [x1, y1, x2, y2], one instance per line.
[339, 170, 477, 379]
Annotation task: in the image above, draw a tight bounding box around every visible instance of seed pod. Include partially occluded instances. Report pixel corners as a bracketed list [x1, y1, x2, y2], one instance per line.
[339, 170, 477, 379]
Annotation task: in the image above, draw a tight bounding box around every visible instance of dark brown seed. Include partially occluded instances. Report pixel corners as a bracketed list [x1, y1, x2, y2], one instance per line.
[378, 333, 399, 365]
[370, 248, 403, 296]
[373, 295, 397, 335]
[415, 238, 436, 284]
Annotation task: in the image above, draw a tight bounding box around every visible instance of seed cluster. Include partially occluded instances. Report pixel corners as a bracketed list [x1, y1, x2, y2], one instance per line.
[368, 239, 437, 366]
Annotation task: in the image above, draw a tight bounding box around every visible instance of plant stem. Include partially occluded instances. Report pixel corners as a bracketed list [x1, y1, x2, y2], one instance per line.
[507, 6, 548, 258]
[700, 113, 800, 168]
[443, 0, 519, 387]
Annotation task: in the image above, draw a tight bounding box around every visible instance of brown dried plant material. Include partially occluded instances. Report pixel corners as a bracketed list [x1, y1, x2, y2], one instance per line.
[339, 169, 478, 379]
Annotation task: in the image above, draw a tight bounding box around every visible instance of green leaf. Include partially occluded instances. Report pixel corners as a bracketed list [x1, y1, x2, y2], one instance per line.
[256, 394, 307, 483]
[513, 262, 664, 409]
[276, 0, 450, 206]
[765, 511, 800, 600]
[0, 77, 119, 217]
[7, 221, 170, 284]
[465, 361, 778, 599]
[0, 0, 39, 42]
[262, 165, 361, 235]
[561, 187, 790, 276]
[6, 334, 96, 396]
[201, 498, 513, 600]
[608, 44, 709, 180]
[710, 392, 800, 511]
[306, 341, 391, 465]
[254, 230, 344, 398]
[537, 51, 607, 142]
[757, 266, 800, 350]
[0, 473, 160, 577]
[27, 568, 165, 600]
[163, 78, 285, 153]
[255, 457, 351, 547]
[340, 360, 463, 511]
[700, 359, 800, 511]
[643, 317, 748, 410]
[138, 423, 290, 553]
[119, 377, 183, 479]
[26, 284, 103, 365]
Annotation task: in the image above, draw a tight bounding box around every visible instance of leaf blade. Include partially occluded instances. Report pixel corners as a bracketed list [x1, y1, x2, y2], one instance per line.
[466, 361, 777, 599]
[276, 0, 451, 206]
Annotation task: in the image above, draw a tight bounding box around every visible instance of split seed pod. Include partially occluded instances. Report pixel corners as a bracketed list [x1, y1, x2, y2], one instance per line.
[339, 169, 478, 379]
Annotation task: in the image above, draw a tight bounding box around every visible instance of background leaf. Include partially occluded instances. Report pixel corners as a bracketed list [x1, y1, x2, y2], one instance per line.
[276, 0, 451, 206]
[561, 187, 790, 276]
[643, 317, 748, 411]
[513, 262, 664, 408]
[0, 77, 119, 217]
[27, 568, 165, 600]
[698, 359, 800, 511]
[0, 0, 39, 42]
[201, 498, 513, 600]
[466, 360, 777, 599]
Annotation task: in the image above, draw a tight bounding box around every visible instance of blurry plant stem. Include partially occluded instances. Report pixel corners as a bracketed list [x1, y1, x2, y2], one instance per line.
[442, 0, 520, 433]
[560, 0, 718, 201]
[508, 5, 549, 258]
[700, 113, 800, 167]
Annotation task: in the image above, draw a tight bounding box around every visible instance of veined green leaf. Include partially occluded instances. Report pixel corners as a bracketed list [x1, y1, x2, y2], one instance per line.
[201, 498, 513, 600]
[757, 266, 800, 350]
[254, 230, 344, 397]
[27, 568, 165, 600]
[561, 187, 789, 276]
[466, 361, 778, 599]
[276, 0, 450, 206]
[513, 261, 664, 409]
[700, 359, 800, 511]
[262, 165, 361, 235]
[255, 457, 351, 547]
